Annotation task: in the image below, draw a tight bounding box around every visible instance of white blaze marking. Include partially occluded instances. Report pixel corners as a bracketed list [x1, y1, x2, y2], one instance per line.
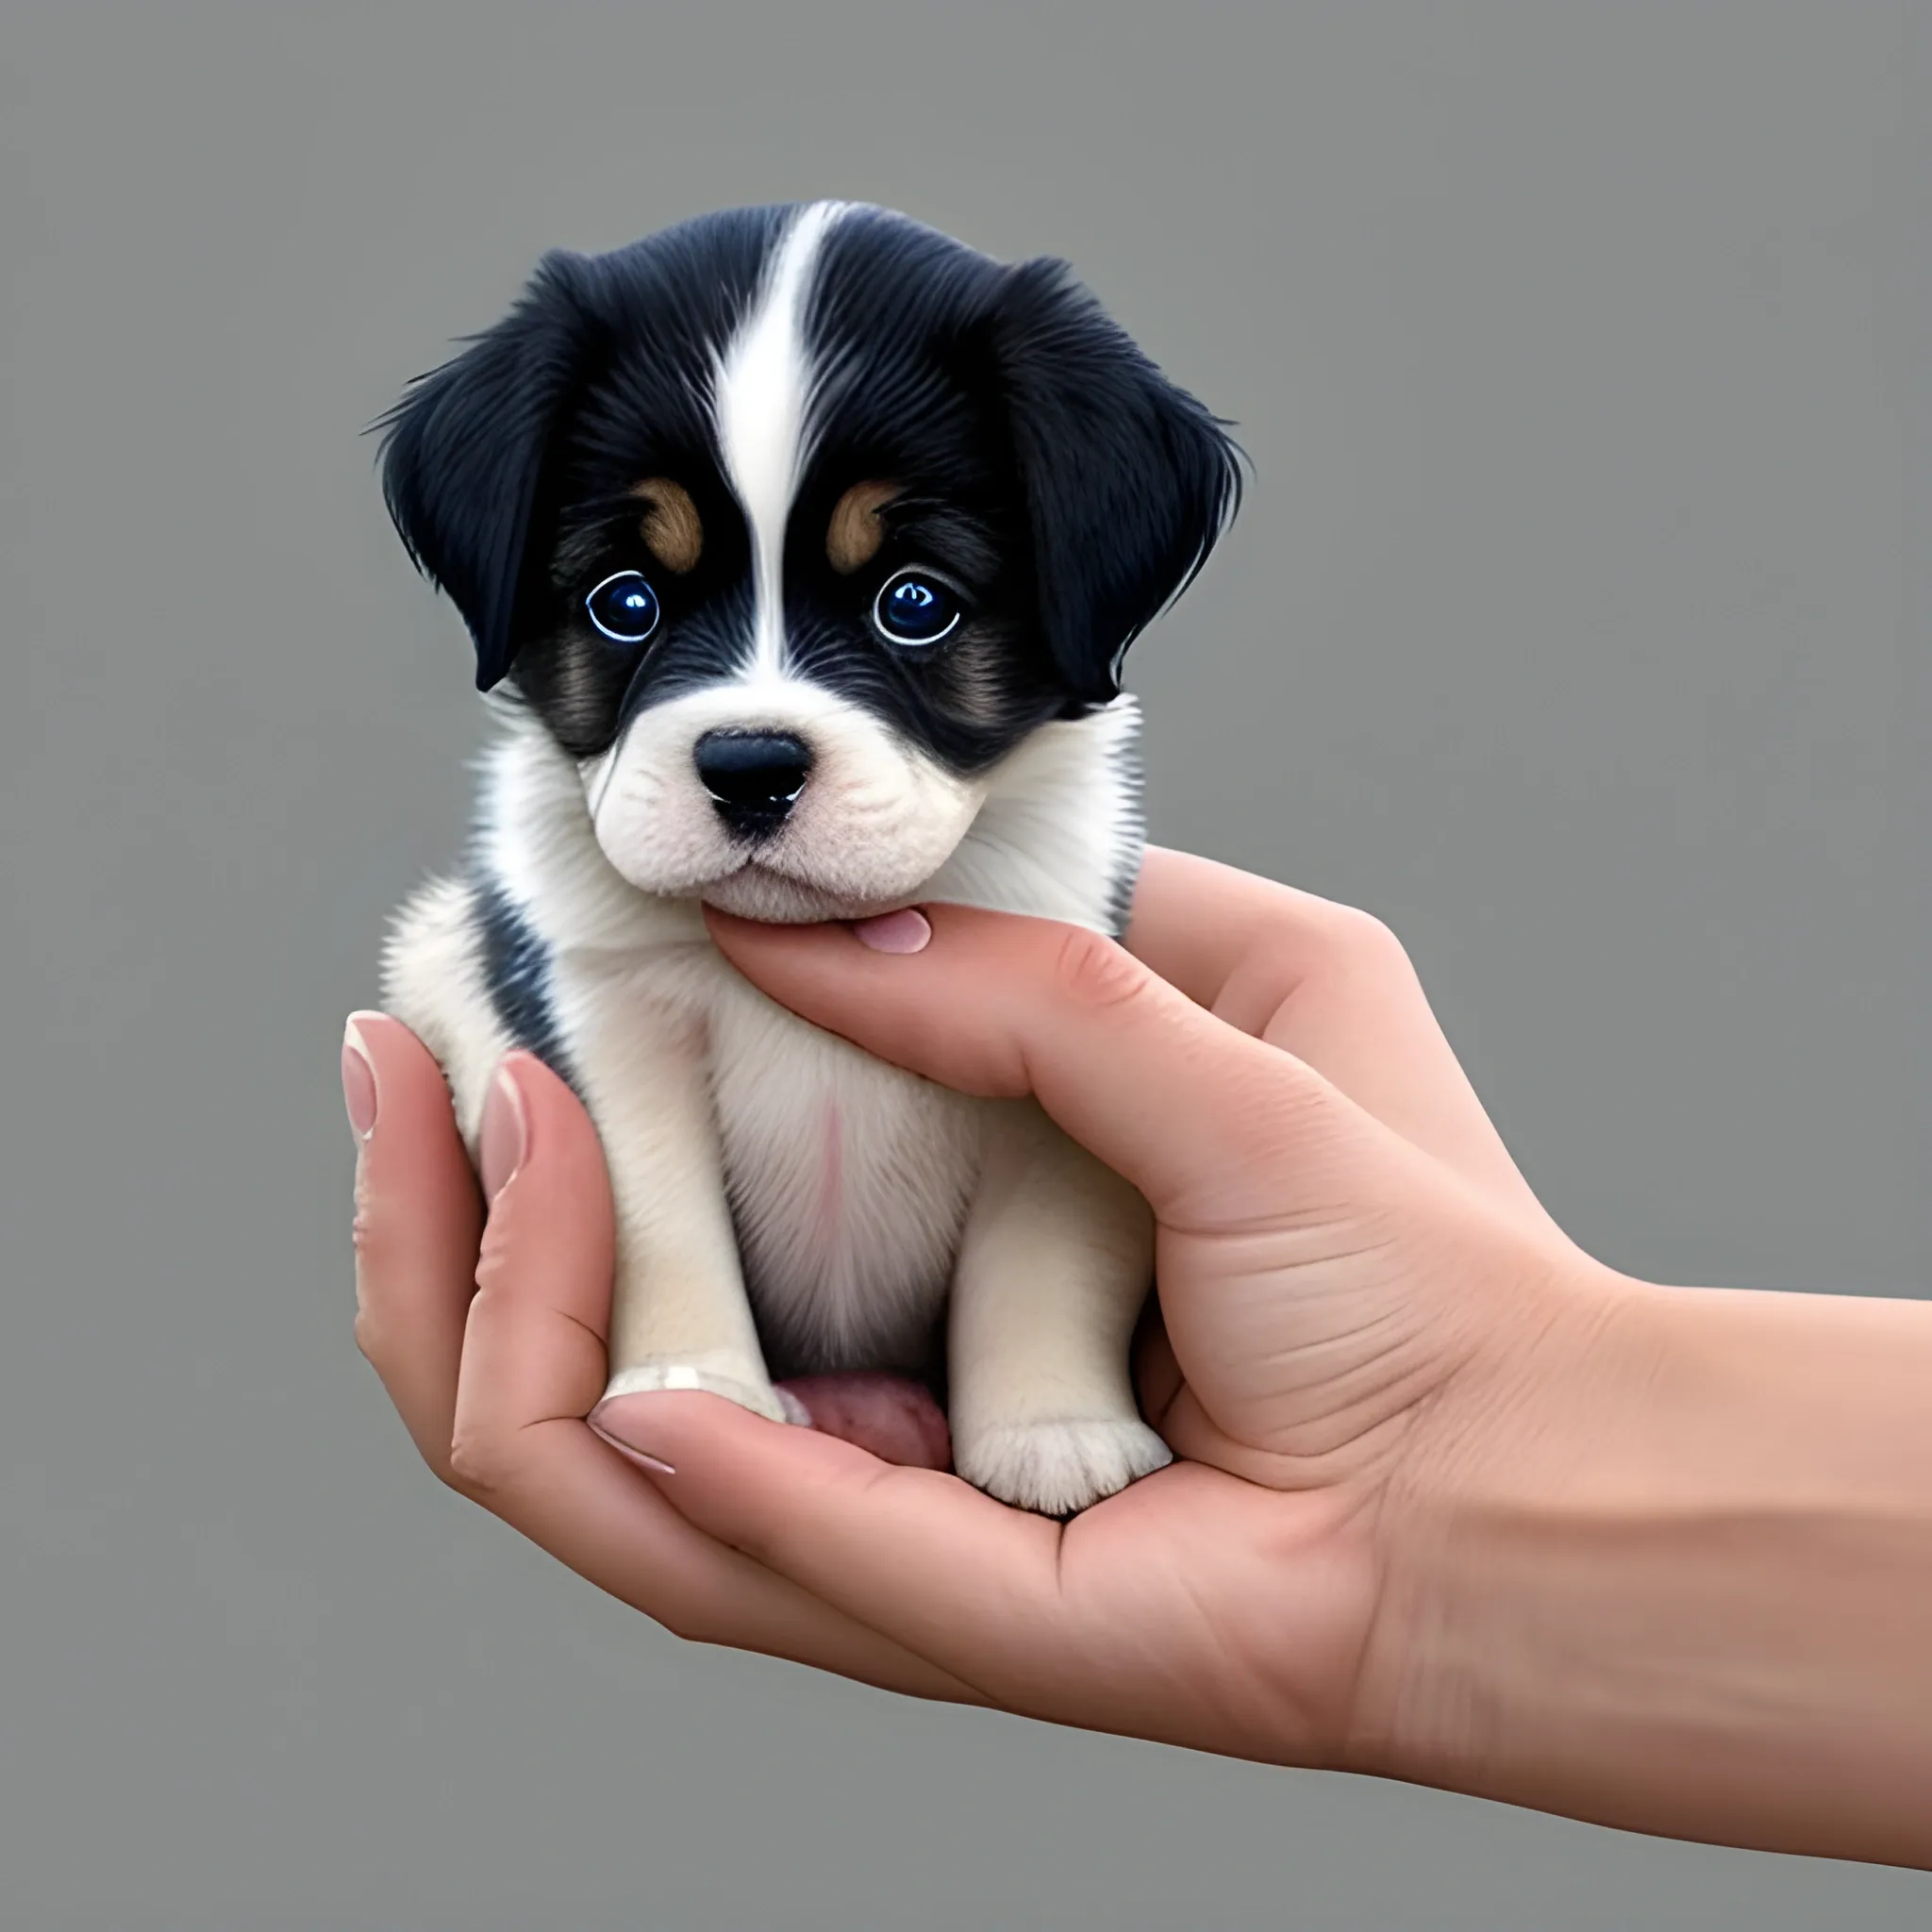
[710, 201, 847, 677]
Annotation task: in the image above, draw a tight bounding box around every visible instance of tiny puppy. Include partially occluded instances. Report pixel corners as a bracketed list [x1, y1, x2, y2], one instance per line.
[375, 201, 1240, 1515]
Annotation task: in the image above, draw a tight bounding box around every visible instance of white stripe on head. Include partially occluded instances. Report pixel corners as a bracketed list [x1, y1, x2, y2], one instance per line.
[710, 201, 848, 678]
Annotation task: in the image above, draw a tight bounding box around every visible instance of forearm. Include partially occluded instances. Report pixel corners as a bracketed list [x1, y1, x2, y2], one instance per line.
[1355, 1271, 1932, 1868]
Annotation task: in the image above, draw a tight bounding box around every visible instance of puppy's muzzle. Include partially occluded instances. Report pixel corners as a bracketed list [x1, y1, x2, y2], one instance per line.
[693, 729, 814, 837]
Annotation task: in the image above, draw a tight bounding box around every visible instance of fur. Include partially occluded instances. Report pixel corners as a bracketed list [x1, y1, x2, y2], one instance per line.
[375, 201, 1240, 1513]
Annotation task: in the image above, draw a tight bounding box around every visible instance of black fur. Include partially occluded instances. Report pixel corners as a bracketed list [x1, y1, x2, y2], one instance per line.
[376, 202, 1241, 774]
[991, 257, 1244, 702]
[471, 871, 576, 1084]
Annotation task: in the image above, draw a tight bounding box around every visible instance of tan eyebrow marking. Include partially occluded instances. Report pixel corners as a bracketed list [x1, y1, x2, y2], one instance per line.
[627, 478, 704, 574]
[826, 480, 902, 575]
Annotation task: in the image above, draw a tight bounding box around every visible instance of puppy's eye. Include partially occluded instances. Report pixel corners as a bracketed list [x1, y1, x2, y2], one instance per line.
[585, 571, 661, 645]
[873, 570, 962, 649]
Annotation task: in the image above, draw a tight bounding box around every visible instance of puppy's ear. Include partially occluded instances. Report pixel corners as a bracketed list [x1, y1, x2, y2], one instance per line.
[376, 252, 598, 691]
[992, 258, 1242, 704]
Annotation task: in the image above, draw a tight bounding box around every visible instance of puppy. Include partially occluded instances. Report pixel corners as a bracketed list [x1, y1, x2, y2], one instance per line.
[375, 201, 1240, 1514]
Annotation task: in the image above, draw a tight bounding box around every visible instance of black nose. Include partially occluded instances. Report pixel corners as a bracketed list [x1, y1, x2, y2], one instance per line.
[693, 730, 814, 833]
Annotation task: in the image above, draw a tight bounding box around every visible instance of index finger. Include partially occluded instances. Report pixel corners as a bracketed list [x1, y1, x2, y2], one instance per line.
[703, 904, 1356, 1221]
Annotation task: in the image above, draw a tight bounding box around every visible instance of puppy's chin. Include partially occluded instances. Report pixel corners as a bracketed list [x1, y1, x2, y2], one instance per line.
[587, 823, 962, 924]
[695, 868, 923, 925]
[591, 833, 960, 924]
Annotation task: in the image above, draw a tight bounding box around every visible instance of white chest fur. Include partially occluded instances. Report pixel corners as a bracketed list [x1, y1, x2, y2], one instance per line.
[705, 972, 987, 1376]
[545, 928, 989, 1381]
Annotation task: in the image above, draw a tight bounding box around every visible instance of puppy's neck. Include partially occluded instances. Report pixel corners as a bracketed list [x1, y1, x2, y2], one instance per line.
[474, 696, 1146, 950]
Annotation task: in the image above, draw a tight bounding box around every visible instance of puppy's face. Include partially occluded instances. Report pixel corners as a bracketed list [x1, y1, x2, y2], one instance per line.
[381, 202, 1239, 921]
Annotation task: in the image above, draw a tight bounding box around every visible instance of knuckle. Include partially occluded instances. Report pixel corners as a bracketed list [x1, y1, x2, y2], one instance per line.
[1309, 903, 1413, 978]
[419, 1436, 468, 1496]
[1049, 924, 1150, 1013]
[445, 1426, 512, 1503]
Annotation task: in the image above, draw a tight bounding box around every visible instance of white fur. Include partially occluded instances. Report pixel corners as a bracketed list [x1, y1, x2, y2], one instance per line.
[378, 872, 510, 1150]
[710, 200, 848, 679]
[382, 701, 1170, 1511]
[923, 699, 1142, 932]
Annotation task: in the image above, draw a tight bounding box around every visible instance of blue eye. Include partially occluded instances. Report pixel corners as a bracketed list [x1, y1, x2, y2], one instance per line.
[873, 569, 962, 648]
[586, 571, 661, 645]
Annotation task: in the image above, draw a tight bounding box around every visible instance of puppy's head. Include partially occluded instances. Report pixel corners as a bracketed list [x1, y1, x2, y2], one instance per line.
[379, 202, 1240, 922]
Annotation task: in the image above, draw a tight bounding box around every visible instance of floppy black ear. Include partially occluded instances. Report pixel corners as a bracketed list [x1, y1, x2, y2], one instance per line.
[992, 258, 1242, 704]
[375, 252, 598, 691]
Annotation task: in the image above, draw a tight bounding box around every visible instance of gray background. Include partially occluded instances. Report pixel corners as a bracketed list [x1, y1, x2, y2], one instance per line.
[3, 0, 1925, 1924]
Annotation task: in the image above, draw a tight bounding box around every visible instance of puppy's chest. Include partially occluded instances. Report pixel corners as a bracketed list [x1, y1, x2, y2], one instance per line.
[704, 978, 987, 1375]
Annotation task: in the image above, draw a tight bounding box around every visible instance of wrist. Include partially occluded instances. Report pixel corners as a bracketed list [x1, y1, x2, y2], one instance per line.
[1339, 1245, 1638, 1777]
[1348, 1262, 1932, 1866]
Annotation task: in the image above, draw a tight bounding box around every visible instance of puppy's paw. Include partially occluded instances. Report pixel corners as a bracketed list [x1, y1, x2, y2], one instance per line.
[601, 1359, 789, 1426]
[955, 1416, 1173, 1517]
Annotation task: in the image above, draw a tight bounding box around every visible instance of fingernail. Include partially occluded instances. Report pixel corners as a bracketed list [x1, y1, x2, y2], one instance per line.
[479, 1065, 528, 1203]
[588, 1404, 676, 1476]
[341, 1020, 378, 1141]
[852, 908, 931, 955]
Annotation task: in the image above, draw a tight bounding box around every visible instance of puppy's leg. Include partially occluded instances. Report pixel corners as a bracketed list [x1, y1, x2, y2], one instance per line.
[948, 1101, 1171, 1515]
[383, 881, 784, 1424]
[571, 989, 786, 1424]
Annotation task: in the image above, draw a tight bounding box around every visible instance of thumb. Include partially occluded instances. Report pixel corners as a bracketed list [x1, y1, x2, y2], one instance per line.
[703, 903, 1363, 1217]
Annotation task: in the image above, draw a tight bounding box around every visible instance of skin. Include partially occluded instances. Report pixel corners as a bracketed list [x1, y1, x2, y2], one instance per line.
[346, 847, 1932, 1868]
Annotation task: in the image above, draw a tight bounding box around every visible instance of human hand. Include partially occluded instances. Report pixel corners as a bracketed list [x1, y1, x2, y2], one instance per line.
[353, 847, 1622, 1766]
[348, 848, 1932, 1864]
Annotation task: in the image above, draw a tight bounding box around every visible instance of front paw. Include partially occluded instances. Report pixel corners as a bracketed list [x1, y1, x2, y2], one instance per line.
[955, 1416, 1173, 1517]
[601, 1359, 790, 1425]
